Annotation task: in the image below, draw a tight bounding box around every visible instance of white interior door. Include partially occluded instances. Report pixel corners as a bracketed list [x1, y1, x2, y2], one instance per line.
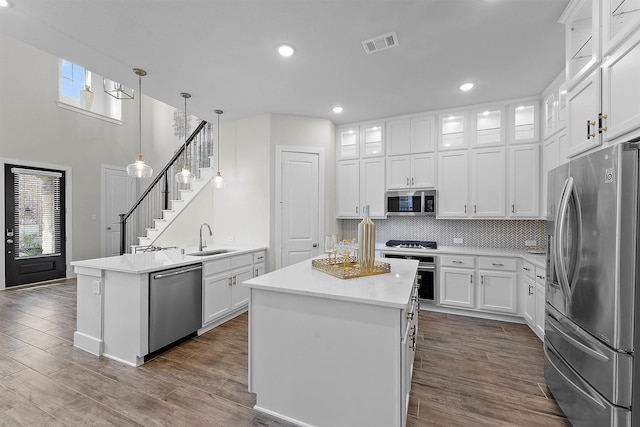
[103, 166, 135, 256]
[278, 150, 321, 268]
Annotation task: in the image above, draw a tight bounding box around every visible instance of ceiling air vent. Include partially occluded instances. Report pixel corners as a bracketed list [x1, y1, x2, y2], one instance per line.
[362, 31, 399, 54]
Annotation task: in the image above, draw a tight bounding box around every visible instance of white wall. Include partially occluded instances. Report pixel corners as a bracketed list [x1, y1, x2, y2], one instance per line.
[0, 34, 193, 287]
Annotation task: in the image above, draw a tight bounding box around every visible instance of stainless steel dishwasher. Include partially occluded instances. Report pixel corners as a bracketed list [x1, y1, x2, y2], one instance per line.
[148, 263, 202, 354]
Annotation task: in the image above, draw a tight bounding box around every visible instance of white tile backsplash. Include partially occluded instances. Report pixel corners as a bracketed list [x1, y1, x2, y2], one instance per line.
[341, 216, 546, 251]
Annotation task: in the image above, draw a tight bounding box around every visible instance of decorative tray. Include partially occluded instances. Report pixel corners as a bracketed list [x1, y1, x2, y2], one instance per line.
[311, 257, 391, 280]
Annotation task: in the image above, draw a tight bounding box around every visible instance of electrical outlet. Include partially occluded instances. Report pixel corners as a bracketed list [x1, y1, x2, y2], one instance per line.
[453, 238, 463, 244]
[92, 279, 101, 295]
[525, 240, 537, 247]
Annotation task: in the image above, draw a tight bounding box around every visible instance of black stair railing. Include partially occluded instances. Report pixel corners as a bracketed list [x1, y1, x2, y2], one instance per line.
[120, 120, 211, 254]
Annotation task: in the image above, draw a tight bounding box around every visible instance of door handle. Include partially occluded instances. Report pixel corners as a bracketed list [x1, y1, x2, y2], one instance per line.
[107, 227, 112, 230]
[312, 243, 318, 248]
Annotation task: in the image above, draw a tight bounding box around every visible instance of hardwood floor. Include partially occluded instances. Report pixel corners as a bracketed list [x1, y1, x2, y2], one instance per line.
[0, 280, 569, 426]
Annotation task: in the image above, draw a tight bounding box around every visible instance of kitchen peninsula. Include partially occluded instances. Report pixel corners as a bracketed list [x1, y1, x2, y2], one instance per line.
[71, 246, 265, 367]
[244, 257, 419, 427]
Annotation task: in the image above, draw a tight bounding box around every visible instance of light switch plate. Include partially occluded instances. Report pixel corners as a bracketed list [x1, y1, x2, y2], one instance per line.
[92, 279, 101, 295]
[525, 240, 537, 247]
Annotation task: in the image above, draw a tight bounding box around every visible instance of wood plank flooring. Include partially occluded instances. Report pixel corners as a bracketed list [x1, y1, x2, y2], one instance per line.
[0, 280, 569, 426]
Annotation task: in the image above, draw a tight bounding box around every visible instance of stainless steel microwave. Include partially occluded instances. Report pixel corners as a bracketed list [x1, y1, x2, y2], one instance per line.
[386, 190, 436, 216]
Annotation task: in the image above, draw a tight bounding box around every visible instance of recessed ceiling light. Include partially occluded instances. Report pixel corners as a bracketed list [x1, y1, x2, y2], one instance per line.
[333, 106, 343, 113]
[459, 82, 474, 91]
[277, 44, 295, 57]
[0, 0, 11, 7]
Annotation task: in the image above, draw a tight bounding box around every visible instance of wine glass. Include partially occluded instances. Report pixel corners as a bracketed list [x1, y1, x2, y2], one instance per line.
[338, 239, 353, 269]
[325, 234, 338, 264]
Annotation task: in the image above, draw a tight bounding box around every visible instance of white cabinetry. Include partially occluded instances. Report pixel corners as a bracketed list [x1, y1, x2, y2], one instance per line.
[509, 144, 540, 218]
[560, 0, 601, 88]
[386, 153, 435, 190]
[360, 158, 386, 217]
[439, 255, 475, 308]
[471, 147, 506, 217]
[603, 0, 640, 55]
[437, 150, 469, 217]
[509, 101, 539, 144]
[602, 30, 640, 141]
[472, 107, 505, 146]
[203, 253, 254, 326]
[337, 126, 359, 160]
[337, 123, 385, 159]
[386, 116, 436, 156]
[477, 258, 518, 314]
[254, 251, 266, 277]
[336, 158, 385, 219]
[439, 255, 518, 315]
[439, 112, 468, 150]
[566, 69, 602, 157]
[336, 160, 360, 218]
[521, 260, 545, 341]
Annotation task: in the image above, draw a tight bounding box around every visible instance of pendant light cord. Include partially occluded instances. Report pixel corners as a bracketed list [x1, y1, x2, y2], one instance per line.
[138, 73, 142, 156]
[184, 95, 188, 168]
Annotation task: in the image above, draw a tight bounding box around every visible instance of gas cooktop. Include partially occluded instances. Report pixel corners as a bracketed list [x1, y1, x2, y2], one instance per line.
[385, 240, 438, 250]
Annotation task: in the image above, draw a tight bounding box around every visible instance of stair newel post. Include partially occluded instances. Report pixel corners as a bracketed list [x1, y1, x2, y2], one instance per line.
[162, 170, 169, 211]
[119, 213, 126, 255]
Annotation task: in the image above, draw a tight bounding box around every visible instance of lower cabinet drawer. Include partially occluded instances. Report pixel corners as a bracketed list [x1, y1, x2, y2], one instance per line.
[477, 257, 517, 272]
[440, 254, 475, 268]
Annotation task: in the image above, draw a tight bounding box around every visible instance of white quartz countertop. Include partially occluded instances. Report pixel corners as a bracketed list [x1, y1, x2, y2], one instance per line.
[377, 245, 546, 268]
[243, 257, 418, 309]
[71, 245, 266, 274]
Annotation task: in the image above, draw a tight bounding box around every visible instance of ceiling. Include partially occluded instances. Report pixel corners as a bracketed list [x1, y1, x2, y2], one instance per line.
[0, 0, 569, 125]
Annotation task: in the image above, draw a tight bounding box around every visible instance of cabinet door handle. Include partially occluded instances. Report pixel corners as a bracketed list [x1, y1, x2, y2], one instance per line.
[255, 268, 259, 276]
[480, 275, 484, 285]
[470, 275, 473, 284]
[406, 177, 410, 186]
[228, 277, 233, 286]
[587, 120, 596, 139]
[537, 274, 545, 280]
[523, 267, 531, 271]
[411, 177, 414, 185]
[452, 260, 463, 264]
[474, 205, 477, 214]
[233, 276, 237, 286]
[356, 206, 359, 214]
[599, 113, 608, 132]
[511, 204, 515, 213]
[492, 263, 504, 267]
[464, 204, 467, 214]
[529, 284, 533, 296]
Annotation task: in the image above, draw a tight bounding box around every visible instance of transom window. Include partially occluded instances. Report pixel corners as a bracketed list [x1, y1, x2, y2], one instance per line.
[61, 60, 90, 99]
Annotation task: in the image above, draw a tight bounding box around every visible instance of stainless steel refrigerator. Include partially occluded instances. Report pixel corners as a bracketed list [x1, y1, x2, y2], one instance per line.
[545, 142, 640, 426]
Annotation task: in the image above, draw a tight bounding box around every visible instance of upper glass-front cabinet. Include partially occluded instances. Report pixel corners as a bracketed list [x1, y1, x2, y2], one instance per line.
[439, 112, 468, 150]
[509, 102, 540, 144]
[472, 107, 505, 146]
[560, 0, 600, 87]
[361, 123, 385, 157]
[603, 0, 640, 54]
[337, 126, 359, 160]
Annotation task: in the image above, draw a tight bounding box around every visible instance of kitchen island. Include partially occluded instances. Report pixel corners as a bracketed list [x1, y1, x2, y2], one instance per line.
[71, 246, 265, 366]
[244, 257, 419, 427]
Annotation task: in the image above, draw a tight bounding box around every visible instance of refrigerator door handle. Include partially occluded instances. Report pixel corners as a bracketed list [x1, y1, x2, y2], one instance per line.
[544, 342, 608, 412]
[554, 177, 574, 301]
[547, 312, 609, 363]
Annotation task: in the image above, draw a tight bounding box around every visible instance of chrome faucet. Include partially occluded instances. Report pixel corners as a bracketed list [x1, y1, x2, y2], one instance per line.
[199, 223, 212, 251]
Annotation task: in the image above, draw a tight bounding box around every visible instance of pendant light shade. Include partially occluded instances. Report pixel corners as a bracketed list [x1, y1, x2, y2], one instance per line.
[175, 92, 194, 184]
[127, 68, 153, 178]
[213, 109, 224, 189]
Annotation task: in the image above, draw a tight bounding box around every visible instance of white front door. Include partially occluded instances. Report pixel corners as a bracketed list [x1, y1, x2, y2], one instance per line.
[103, 166, 135, 256]
[277, 149, 322, 268]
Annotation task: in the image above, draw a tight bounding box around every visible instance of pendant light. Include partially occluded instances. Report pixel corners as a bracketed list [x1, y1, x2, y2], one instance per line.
[126, 68, 153, 178]
[213, 109, 224, 188]
[175, 92, 194, 183]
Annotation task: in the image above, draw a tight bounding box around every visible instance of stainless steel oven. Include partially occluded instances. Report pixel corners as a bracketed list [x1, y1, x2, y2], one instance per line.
[382, 253, 437, 303]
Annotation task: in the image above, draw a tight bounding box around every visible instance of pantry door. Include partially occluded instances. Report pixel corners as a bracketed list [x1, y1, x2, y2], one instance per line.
[276, 147, 324, 269]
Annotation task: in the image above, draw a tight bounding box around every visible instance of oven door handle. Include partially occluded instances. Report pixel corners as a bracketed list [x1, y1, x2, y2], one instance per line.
[417, 265, 436, 271]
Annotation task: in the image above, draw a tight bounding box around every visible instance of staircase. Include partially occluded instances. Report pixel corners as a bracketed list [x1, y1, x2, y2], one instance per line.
[120, 120, 214, 254]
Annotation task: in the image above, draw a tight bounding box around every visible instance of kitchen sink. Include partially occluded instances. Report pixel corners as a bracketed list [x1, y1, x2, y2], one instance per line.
[188, 249, 235, 257]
